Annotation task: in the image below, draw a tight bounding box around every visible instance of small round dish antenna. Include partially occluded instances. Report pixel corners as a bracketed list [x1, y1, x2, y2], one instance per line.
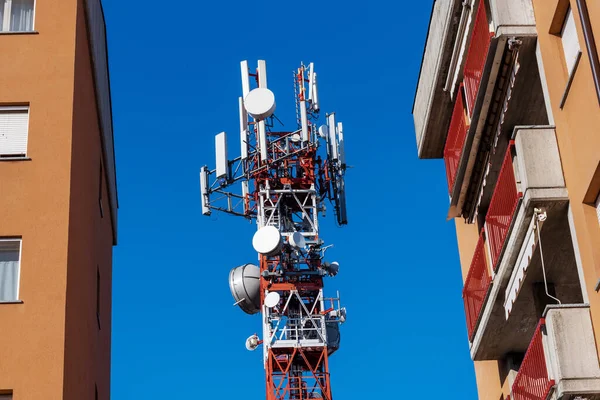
[252, 226, 282, 256]
[291, 133, 301, 143]
[245, 334, 260, 351]
[289, 232, 306, 249]
[318, 125, 328, 139]
[327, 261, 339, 276]
[244, 88, 276, 120]
[264, 291, 281, 308]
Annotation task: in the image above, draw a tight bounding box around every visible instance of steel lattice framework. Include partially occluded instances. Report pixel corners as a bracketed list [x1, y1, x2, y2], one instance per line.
[200, 60, 347, 400]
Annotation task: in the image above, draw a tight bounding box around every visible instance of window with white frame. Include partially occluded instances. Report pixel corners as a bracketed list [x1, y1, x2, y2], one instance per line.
[0, 238, 21, 302]
[0, 106, 29, 158]
[0, 0, 34, 32]
[561, 7, 581, 75]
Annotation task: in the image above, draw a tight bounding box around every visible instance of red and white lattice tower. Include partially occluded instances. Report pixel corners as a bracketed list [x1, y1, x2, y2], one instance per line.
[200, 60, 348, 400]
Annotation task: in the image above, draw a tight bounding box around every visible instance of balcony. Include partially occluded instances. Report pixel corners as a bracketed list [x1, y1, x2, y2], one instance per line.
[462, 127, 584, 361]
[414, 0, 539, 161]
[511, 306, 600, 400]
[413, 0, 464, 159]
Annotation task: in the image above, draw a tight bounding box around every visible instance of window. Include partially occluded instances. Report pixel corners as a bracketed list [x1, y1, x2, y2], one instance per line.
[96, 266, 101, 329]
[561, 7, 581, 75]
[0, 392, 13, 400]
[0, 239, 20, 302]
[0, 0, 34, 32]
[0, 106, 29, 158]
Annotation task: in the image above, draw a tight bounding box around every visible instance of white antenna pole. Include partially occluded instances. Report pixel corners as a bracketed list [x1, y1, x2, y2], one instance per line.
[239, 97, 248, 160]
[258, 60, 268, 88]
[215, 132, 229, 179]
[308, 63, 315, 104]
[258, 121, 268, 162]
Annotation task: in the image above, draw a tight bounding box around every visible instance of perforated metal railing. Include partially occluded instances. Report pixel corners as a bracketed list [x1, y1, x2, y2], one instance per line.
[463, 0, 494, 115]
[444, 87, 469, 193]
[463, 231, 492, 340]
[486, 145, 521, 272]
[512, 320, 555, 400]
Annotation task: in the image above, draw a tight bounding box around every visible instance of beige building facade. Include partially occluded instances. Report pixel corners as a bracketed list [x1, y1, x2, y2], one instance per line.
[414, 0, 600, 399]
[0, 0, 117, 399]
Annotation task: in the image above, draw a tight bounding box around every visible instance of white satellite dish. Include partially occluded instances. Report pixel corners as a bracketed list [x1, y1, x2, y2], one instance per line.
[245, 334, 260, 351]
[289, 232, 306, 249]
[291, 133, 301, 143]
[318, 125, 328, 139]
[229, 264, 261, 315]
[244, 88, 276, 121]
[252, 226, 282, 256]
[264, 291, 280, 308]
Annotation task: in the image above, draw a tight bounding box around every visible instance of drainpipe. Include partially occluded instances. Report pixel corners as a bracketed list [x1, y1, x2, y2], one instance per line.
[576, 0, 600, 105]
[444, 0, 473, 92]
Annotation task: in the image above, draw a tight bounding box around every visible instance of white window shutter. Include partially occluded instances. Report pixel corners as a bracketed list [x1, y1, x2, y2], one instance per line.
[561, 8, 581, 74]
[0, 107, 29, 157]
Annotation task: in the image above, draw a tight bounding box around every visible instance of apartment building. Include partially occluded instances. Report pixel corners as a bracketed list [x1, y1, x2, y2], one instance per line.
[413, 0, 600, 399]
[0, 1, 117, 399]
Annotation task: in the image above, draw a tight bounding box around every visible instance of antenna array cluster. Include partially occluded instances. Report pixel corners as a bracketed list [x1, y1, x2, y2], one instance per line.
[200, 60, 348, 400]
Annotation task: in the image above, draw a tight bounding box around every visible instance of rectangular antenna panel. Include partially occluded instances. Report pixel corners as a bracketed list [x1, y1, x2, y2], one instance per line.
[258, 121, 268, 162]
[258, 60, 268, 88]
[327, 114, 338, 161]
[300, 101, 309, 142]
[337, 178, 348, 225]
[240, 61, 250, 98]
[200, 166, 211, 215]
[215, 131, 229, 179]
[308, 63, 314, 103]
[242, 180, 249, 214]
[337, 122, 345, 166]
[239, 97, 248, 160]
[312, 73, 320, 111]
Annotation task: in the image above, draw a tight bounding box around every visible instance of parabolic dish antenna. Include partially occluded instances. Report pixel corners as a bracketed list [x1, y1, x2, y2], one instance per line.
[244, 88, 276, 120]
[252, 226, 282, 256]
[289, 231, 306, 249]
[318, 125, 328, 139]
[245, 334, 260, 351]
[264, 291, 281, 308]
[229, 263, 261, 315]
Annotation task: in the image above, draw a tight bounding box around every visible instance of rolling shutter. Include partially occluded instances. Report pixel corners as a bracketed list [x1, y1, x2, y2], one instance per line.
[561, 7, 581, 74]
[0, 106, 29, 157]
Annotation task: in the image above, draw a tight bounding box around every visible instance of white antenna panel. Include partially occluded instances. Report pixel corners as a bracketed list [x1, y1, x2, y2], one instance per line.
[240, 60, 250, 98]
[258, 60, 268, 88]
[300, 100, 309, 142]
[239, 97, 248, 160]
[215, 131, 229, 179]
[327, 114, 338, 161]
[337, 122, 346, 166]
[312, 72, 320, 112]
[308, 63, 315, 104]
[245, 88, 276, 120]
[200, 166, 211, 215]
[258, 121, 268, 162]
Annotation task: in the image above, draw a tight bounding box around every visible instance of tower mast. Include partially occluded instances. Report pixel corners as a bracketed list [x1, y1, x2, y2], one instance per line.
[200, 60, 348, 400]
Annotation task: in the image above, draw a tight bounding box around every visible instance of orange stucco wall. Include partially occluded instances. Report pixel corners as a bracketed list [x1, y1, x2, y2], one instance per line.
[0, 0, 113, 398]
[532, 0, 600, 360]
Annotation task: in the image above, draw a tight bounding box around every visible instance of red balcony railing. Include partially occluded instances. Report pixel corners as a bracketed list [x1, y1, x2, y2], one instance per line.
[463, 231, 492, 339]
[512, 320, 555, 400]
[444, 87, 469, 193]
[486, 145, 521, 272]
[463, 0, 494, 115]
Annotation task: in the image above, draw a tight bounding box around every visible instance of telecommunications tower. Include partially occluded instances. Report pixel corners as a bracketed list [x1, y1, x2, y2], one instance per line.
[199, 60, 348, 400]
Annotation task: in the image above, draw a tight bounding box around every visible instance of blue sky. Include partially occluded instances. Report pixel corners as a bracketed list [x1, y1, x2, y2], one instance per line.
[105, 0, 478, 398]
